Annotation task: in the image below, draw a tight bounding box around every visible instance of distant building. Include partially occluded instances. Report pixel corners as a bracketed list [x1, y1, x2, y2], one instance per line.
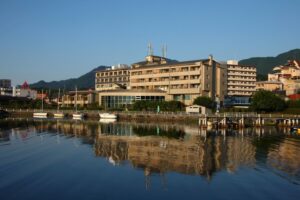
[14, 81, 37, 99]
[224, 60, 257, 107]
[0, 79, 12, 96]
[0, 79, 11, 88]
[95, 65, 130, 91]
[256, 81, 283, 91]
[59, 89, 96, 107]
[267, 60, 300, 95]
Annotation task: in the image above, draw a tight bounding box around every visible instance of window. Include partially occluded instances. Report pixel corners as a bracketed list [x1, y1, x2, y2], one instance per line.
[184, 95, 191, 100]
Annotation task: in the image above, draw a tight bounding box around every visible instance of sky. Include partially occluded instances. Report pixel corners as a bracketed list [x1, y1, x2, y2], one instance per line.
[0, 0, 300, 85]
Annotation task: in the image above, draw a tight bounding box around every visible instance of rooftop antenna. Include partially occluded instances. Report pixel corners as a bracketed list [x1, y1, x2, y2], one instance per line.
[148, 43, 153, 56]
[161, 44, 167, 58]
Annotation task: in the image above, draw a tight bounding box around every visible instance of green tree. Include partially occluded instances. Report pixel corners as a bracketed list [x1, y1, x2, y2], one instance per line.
[193, 96, 214, 109]
[250, 90, 287, 112]
[131, 100, 184, 112]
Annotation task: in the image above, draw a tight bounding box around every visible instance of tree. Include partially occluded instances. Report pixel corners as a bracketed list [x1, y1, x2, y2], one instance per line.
[250, 90, 287, 112]
[193, 96, 214, 109]
[131, 100, 184, 112]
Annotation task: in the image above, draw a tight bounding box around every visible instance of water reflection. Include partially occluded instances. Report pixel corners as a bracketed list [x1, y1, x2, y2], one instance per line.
[0, 118, 300, 184]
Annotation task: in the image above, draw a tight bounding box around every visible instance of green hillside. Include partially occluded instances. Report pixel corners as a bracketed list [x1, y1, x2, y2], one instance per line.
[239, 49, 300, 75]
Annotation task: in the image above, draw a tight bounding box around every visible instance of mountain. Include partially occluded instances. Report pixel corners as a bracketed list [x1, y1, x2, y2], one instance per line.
[239, 49, 300, 75]
[30, 66, 110, 90]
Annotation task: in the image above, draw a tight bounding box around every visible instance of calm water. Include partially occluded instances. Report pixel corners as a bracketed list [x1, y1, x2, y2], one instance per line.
[0, 118, 300, 200]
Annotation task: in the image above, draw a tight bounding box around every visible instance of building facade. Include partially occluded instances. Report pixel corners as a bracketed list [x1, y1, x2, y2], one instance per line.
[256, 81, 283, 91]
[59, 90, 96, 107]
[129, 55, 226, 105]
[226, 60, 256, 97]
[267, 60, 300, 95]
[95, 65, 130, 91]
[224, 60, 256, 107]
[0, 79, 11, 88]
[98, 89, 166, 109]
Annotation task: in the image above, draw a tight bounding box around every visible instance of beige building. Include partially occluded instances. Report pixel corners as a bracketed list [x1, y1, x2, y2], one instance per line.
[226, 60, 256, 97]
[267, 60, 300, 95]
[59, 90, 96, 107]
[256, 81, 283, 91]
[130, 55, 227, 105]
[95, 65, 130, 91]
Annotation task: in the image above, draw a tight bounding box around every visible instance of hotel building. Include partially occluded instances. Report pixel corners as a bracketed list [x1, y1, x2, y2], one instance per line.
[129, 55, 227, 105]
[94, 55, 257, 109]
[95, 64, 130, 91]
[224, 60, 256, 106]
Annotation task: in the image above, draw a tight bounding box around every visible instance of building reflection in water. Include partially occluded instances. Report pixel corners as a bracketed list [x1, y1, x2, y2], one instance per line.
[0, 118, 300, 187]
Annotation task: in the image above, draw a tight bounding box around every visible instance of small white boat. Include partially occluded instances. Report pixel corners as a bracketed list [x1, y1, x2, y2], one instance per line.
[33, 89, 48, 118]
[99, 113, 117, 119]
[54, 113, 65, 118]
[33, 112, 48, 118]
[72, 87, 85, 120]
[73, 113, 83, 120]
[54, 89, 64, 118]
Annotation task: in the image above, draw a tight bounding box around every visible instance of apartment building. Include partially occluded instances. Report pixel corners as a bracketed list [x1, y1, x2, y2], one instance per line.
[224, 60, 256, 107]
[256, 81, 283, 92]
[267, 60, 300, 95]
[95, 65, 130, 91]
[0, 79, 11, 88]
[130, 55, 227, 105]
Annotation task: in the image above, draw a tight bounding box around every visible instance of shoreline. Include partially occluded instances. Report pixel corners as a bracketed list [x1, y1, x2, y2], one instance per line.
[3, 109, 300, 127]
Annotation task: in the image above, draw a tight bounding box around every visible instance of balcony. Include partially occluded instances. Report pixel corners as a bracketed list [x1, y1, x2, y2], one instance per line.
[227, 72, 256, 77]
[228, 67, 256, 72]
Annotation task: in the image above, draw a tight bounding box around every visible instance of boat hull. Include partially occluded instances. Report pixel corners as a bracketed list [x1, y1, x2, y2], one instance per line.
[54, 113, 65, 118]
[73, 113, 83, 120]
[33, 112, 48, 118]
[99, 118, 117, 123]
[99, 113, 117, 119]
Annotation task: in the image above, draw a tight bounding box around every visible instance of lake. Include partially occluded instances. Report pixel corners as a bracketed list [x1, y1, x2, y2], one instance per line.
[0, 118, 300, 200]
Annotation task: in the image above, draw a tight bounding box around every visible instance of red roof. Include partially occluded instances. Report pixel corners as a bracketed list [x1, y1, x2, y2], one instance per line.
[21, 81, 29, 89]
[288, 94, 300, 100]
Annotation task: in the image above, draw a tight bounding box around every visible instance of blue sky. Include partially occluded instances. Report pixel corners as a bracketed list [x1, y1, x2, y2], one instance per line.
[0, 0, 300, 85]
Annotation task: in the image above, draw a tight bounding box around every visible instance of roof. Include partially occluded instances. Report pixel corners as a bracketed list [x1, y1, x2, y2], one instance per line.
[68, 89, 95, 94]
[96, 67, 130, 72]
[288, 94, 300, 100]
[99, 89, 167, 94]
[226, 63, 256, 68]
[21, 81, 29, 89]
[131, 59, 210, 70]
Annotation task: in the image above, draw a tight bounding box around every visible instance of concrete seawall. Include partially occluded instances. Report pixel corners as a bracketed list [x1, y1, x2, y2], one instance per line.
[7, 110, 199, 124]
[6, 110, 300, 127]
